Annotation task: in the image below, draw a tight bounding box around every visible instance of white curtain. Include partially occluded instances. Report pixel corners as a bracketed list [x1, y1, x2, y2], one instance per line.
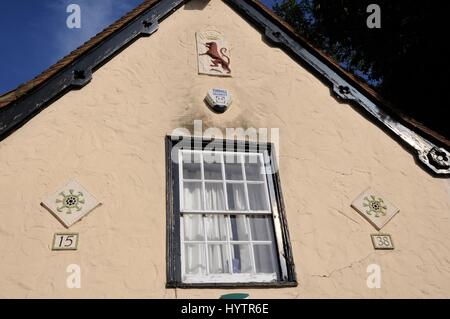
[253, 244, 276, 273]
[205, 215, 228, 273]
[183, 182, 203, 210]
[208, 244, 229, 274]
[247, 184, 268, 211]
[248, 216, 271, 241]
[205, 214, 227, 240]
[183, 214, 204, 241]
[230, 215, 249, 241]
[183, 213, 206, 275]
[232, 244, 253, 273]
[227, 183, 247, 210]
[183, 214, 276, 275]
[184, 244, 206, 275]
[205, 183, 225, 210]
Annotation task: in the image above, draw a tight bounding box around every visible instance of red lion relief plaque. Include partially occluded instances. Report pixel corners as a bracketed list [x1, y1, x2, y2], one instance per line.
[196, 30, 231, 76]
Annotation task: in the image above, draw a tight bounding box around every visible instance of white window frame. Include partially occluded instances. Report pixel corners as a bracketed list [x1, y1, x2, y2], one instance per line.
[179, 150, 272, 214]
[178, 149, 279, 284]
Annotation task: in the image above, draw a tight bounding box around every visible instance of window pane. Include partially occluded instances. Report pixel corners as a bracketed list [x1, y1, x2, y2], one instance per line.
[253, 244, 277, 273]
[205, 182, 226, 210]
[208, 244, 230, 274]
[231, 244, 253, 273]
[182, 214, 204, 241]
[244, 154, 264, 181]
[203, 153, 223, 180]
[205, 214, 227, 241]
[227, 183, 247, 210]
[183, 182, 203, 210]
[247, 183, 269, 211]
[229, 215, 249, 241]
[182, 152, 202, 179]
[224, 154, 243, 180]
[249, 215, 273, 241]
[184, 244, 206, 275]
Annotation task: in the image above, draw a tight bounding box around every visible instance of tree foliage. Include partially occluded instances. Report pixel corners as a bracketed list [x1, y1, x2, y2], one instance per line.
[273, 0, 449, 138]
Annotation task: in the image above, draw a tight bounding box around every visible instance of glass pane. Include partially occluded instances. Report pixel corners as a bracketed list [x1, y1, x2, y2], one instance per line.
[231, 244, 253, 273]
[183, 182, 203, 211]
[203, 153, 223, 180]
[205, 215, 227, 241]
[247, 183, 269, 211]
[184, 244, 206, 275]
[227, 183, 247, 210]
[253, 244, 277, 273]
[208, 244, 230, 274]
[224, 154, 243, 180]
[182, 214, 204, 241]
[248, 215, 273, 241]
[244, 154, 264, 181]
[229, 215, 249, 241]
[205, 182, 226, 210]
[182, 152, 202, 179]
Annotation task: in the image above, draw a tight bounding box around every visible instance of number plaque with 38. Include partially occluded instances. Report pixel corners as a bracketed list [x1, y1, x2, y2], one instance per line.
[371, 234, 394, 250]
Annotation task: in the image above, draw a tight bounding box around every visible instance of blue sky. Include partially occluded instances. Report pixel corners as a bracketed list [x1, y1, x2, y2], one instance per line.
[0, 1, 278, 95]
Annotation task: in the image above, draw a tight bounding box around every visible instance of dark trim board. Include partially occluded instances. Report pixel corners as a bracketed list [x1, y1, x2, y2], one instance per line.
[166, 136, 179, 287]
[165, 135, 298, 288]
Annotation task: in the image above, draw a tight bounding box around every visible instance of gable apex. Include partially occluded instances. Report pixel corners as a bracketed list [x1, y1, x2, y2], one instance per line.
[0, 0, 448, 176]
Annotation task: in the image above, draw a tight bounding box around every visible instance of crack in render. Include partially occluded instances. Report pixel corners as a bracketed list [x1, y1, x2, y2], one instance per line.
[310, 252, 381, 278]
[335, 209, 360, 225]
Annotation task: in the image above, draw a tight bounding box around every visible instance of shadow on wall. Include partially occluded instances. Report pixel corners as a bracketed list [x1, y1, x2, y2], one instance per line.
[184, 0, 210, 11]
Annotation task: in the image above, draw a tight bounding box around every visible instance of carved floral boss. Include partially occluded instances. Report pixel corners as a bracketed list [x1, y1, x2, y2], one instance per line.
[56, 189, 85, 214]
[351, 188, 399, 230]
[362, 195, 387, 218]
[41, 180, 101, 228]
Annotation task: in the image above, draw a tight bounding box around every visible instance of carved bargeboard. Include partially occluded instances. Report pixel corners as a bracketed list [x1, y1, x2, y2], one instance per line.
[196, 31, 231, 76]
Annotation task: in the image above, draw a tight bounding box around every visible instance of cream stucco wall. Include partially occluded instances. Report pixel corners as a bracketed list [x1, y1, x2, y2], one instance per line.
[0, 0, 449, 298]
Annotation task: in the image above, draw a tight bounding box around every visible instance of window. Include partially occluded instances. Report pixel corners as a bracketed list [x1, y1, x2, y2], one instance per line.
[166, 137, 297, 288]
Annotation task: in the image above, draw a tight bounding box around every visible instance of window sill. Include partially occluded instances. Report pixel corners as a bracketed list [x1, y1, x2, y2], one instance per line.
[166, 281, 298, 289]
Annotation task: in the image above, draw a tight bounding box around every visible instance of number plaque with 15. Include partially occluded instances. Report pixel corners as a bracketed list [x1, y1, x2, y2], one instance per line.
[52, 233, 79, 250]
[371, 234, 394, 250]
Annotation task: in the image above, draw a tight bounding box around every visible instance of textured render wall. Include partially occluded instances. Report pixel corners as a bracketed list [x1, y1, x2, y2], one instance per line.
[0, 0, 449, 298]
